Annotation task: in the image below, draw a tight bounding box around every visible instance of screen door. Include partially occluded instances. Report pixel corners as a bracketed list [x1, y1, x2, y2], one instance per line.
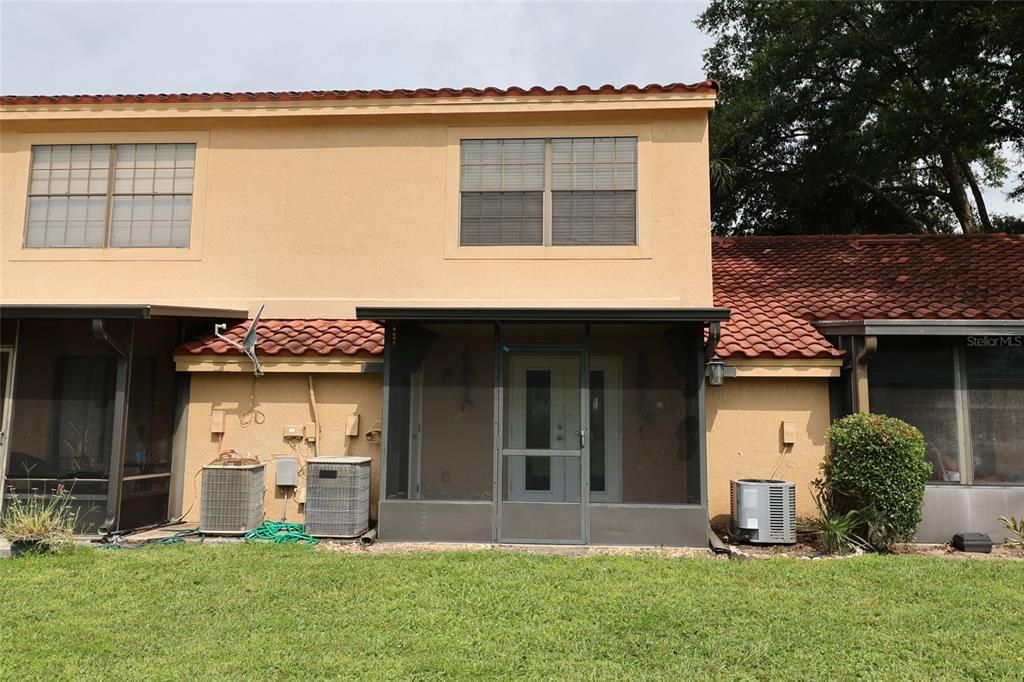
[498, 349, 588, 543]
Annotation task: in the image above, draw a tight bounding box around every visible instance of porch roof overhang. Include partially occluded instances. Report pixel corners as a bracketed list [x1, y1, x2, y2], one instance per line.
[356, 306, 731, 323]
[814, 319, 1024, 337]
[0, 304, 249, 320]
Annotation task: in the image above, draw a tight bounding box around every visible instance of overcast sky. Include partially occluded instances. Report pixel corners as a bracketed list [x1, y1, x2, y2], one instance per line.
[1, 0, 1019, 216]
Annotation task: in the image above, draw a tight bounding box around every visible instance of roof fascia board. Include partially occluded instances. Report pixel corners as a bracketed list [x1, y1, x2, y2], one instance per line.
[731, 365, 841, 379]
[815, 319, 1024, 336]
[0, 94, 717, 121]
[356, 306, 730, 323]
[175, 356, 383, 373]
[1, 304, 249, 319]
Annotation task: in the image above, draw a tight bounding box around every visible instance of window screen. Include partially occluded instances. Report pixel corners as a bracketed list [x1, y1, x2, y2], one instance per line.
[25, 143, 195, 249]
[551, 137, 637, 245]
[460, 139, 544, 245]
[965, 342, 1024, 484]
[869, 337, 960, 483]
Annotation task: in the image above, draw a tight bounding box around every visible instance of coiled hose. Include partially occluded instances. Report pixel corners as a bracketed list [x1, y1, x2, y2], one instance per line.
[243, 521, 319, 545]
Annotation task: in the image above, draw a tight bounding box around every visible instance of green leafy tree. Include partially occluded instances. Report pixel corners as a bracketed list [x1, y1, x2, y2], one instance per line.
[699, 1, 1024, 235]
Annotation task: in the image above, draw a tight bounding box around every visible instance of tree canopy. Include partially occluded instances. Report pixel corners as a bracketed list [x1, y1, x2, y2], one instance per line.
[699, 1, 1024, 235]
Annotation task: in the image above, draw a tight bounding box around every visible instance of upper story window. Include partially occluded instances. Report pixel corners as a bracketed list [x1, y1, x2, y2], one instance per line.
[25, 143, 196, 248]
[459, 136, 637, 246]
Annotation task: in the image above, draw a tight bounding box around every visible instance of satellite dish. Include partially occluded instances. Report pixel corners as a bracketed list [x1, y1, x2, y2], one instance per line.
[215, 304, 265, 376]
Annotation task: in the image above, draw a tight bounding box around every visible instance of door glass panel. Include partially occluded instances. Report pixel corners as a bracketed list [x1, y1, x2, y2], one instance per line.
[525, 457, 551, 491]
[590, 370, 606, 493]
[524, 370, 551, 449]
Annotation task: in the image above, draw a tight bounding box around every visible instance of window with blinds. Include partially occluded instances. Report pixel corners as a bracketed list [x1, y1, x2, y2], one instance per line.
[25, 143, 196, 248]
[551, 137, 637, 245]
[460, 139, 545, 245]
[459, 136, 637, 246]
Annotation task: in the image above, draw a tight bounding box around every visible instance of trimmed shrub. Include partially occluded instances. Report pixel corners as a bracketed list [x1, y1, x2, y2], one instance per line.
[822, 413, 931, 549]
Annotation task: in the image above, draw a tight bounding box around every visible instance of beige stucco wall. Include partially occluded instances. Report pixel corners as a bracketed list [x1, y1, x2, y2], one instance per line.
[181, 370, 383, 524]
[706, 377, 831, 521]
[1, 96, 714, 317]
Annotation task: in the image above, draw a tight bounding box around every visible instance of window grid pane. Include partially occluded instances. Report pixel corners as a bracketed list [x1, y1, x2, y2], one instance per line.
[25, 195, 107, 248]
[460, 139, 545, 192]
[552, 190, 637, 245]
[551, 137, 637, 191]
[460, 191, 543, 245]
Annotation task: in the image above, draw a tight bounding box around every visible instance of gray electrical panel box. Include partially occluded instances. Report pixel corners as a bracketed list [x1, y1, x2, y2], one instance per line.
[275, 457, 299, 487]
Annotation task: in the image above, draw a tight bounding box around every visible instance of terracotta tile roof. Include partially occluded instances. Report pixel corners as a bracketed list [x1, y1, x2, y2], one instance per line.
[177, 319, 383, 357]
[1, 81, 719, 106]
[713, 234, 1024, 360]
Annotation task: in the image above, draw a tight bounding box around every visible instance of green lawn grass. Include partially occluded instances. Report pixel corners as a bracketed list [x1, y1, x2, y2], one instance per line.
[1, 545, 1021, 680]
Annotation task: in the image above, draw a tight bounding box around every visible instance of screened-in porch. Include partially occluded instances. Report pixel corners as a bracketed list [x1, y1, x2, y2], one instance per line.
[365, 308, 726, 547]
[863, 330, 1024, 542]
[0, 306, 243, 534]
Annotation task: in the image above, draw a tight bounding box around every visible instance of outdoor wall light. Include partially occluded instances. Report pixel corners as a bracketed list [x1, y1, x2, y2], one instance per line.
[705, 356, 728, 386]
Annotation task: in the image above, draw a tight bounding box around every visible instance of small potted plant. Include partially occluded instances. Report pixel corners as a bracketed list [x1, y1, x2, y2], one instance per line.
[1, 484, 78, 557]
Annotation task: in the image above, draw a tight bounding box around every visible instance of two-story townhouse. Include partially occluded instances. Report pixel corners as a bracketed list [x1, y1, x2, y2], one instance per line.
[1, 82, 727, 545]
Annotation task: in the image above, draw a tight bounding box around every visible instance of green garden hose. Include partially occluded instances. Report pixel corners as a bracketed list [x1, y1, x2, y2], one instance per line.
[243, 521, 319, 545]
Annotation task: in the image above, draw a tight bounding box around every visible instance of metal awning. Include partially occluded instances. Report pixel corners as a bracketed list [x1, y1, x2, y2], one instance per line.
[356, 306, 730, 323]
[815, 319, 1024, 337]
[0, 304, 249, 320]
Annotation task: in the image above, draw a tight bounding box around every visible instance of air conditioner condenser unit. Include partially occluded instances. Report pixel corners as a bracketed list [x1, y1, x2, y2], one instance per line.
[730, 478, 797, 544]
[199, 463, 266, 535]
[304, 456, 371, 538]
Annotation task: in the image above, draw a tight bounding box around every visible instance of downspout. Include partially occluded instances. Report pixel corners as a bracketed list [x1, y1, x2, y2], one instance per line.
[852, 335, 877, 413]
[308, 374, 321, 458]
[94, 319, 134, 534]
[704, 321, 721, 362]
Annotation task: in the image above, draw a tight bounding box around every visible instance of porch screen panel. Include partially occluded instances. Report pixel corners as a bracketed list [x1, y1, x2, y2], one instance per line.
[868, 337, 959, 482]
[551, 137, 637, 245]
[384, 323, 495, 501]
[590, 324, 700, 504]
[965, 342, 1024, 484]
[4, 319, 123, 532]
[119, 320, 182, 528]
[460, 139, 544, 245]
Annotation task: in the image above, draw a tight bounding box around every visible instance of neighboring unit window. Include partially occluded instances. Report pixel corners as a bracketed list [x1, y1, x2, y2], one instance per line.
[965, 342, 1024, 484]
[458, 136, 637, 246]
[25, 143, 196, 248]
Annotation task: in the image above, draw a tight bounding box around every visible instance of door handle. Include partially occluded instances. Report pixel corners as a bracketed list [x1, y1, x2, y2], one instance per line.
[578, 430, 586, 448]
